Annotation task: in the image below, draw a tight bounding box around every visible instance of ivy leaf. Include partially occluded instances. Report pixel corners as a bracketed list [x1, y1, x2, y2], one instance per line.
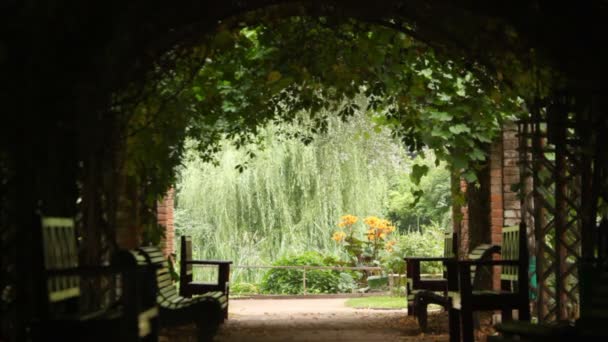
[463, 170, 477, 183]
[428, 111, 453, 121]
[469, 148, 486, 161]
[411, 189, 424, 207]
[452, 154, 468, 170]
[410, 164, 429, 185]
[448, 124, 471, 134]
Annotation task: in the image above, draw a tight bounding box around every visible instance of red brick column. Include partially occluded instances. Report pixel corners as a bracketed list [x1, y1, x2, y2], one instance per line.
[459, 180, 470, 258]
[489, 122, 521, 289]
[157, 188, 175, 257]
[455, 123, 520, 289]
[489, 134, 504, 289]
[501, 124, 521, 227]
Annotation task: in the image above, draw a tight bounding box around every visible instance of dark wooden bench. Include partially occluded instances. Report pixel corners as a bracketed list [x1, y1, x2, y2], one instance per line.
[179, 236, 231, 318]
[405, 231, 457, 316]
[404, 232, 458, 331]
[447, 223, 530, 342]
[138, 246, 227, 342]
[32, 216, 158, 341]
[412, 241, 501, 331]
[489, 258, 608, 341]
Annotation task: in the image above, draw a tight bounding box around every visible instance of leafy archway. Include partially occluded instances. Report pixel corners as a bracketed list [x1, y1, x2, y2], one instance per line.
[2, 2, 608, 339]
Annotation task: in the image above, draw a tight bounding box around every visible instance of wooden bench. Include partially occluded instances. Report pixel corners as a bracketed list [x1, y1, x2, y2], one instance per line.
[32, 216, 158, 341]
[412, 241, 500, 331]
[404, 231, 457, 329]
[179, 236, 232, 318]
[447, 223, 530, 342]
[489, 258, 608, 341]
[138, 246, 228, 341]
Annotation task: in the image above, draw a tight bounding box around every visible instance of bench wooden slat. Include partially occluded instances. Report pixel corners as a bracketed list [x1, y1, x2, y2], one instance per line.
[447, 222, 530, 342]
[35, 216, 158, 340]
[138, 246, 228, 340]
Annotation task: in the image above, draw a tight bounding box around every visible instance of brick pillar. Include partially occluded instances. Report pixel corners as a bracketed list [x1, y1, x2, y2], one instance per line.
[459, 180, 470, 258]
[501, 124, 522, 290]
[501, 124, 521, 227]
[488, 122, 521, 289]
[490, 134, 504, 290]
[157, 188, 175, 257]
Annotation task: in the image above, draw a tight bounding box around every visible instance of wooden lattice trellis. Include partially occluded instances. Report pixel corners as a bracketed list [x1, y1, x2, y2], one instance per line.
[518, 93, 606, 322]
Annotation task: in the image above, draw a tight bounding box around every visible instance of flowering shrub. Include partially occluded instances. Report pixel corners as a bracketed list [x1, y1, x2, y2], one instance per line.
[332, 214, 397, 266]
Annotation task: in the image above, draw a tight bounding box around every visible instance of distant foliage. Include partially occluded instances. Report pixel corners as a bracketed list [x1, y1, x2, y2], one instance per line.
[386, 155, 452, 233]
[175, 107, 409, 283]
[382, 222, 445, 275]
[231, 282, 260, 295]
[259, 251, 355, 294]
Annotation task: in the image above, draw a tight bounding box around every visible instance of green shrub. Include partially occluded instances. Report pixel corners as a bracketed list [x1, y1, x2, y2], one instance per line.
[382, 222, 445, 275]
[260, 251, 355, 294]
[231, 282, 259, 295]
[367, 275, 389, 289]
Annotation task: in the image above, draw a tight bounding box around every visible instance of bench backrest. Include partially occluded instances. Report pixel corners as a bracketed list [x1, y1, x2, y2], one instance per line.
[444, 232, 457, 259]
[501, 225, 521, 282]
[40, 217, 80, 303]
[180, 236, 195, 284]
[139, 246, 180, 305]
[468, 243, 502, 286]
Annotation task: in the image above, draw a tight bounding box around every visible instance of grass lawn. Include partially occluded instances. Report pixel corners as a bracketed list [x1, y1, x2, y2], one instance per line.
[345, 296, 407, 309]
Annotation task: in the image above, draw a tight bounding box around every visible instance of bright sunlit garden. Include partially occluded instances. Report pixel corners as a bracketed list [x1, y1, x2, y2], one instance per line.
[174, 100, 451, 296]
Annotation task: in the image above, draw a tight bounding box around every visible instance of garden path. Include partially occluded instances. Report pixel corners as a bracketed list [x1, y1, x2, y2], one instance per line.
[160, 298, 449, 341]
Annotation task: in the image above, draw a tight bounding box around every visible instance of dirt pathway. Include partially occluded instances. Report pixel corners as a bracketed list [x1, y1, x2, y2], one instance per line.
[160, 298, 449, 341]
[214, 298, 448, 342]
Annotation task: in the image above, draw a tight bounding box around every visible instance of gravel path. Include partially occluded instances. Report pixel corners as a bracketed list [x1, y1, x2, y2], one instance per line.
[161, 298, 449, 341]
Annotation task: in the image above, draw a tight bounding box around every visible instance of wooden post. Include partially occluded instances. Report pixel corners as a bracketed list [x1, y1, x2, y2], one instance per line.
[303, 268, 307, 295]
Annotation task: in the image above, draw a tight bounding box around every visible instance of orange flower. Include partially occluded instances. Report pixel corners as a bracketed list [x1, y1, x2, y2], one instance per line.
[338, 215, 358, 227]
[385, 240, 397, 252]
[363, 216, 380, 228]
[332, 231, 347, 242]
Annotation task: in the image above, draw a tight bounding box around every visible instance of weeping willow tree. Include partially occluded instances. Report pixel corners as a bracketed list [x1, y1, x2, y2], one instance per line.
[175, 105, 416, 282]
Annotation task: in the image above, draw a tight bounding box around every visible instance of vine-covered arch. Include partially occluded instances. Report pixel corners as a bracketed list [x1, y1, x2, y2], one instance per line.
[1, 1, 608, 340]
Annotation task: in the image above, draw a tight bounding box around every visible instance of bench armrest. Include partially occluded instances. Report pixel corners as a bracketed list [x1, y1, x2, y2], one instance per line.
[185, 260, 233, 265]
[448, 259, 519, 267]
[404, 257, 453, 262]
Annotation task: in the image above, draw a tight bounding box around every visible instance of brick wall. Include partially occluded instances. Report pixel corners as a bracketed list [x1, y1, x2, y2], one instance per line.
[157, 188, 175, 257]
[455, 122, 521, 289]
[458, 179, 470, 258]
[501, 124, 521, 227]
[490, 135, 504, 249]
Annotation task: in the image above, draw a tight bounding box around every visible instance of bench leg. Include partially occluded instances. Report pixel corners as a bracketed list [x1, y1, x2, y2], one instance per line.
[461, 307, 474, 342]
[519, 300, 531, 321]
[196, 311, 222, 342]
[449, 308, 461, 342]
[408, 300, 415, 316]
[501, 308, 513, 322]
[416, 296, 429, 332]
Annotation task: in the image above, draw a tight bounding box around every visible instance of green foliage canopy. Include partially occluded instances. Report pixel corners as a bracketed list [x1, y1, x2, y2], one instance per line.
[124, 16, 522, 210]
